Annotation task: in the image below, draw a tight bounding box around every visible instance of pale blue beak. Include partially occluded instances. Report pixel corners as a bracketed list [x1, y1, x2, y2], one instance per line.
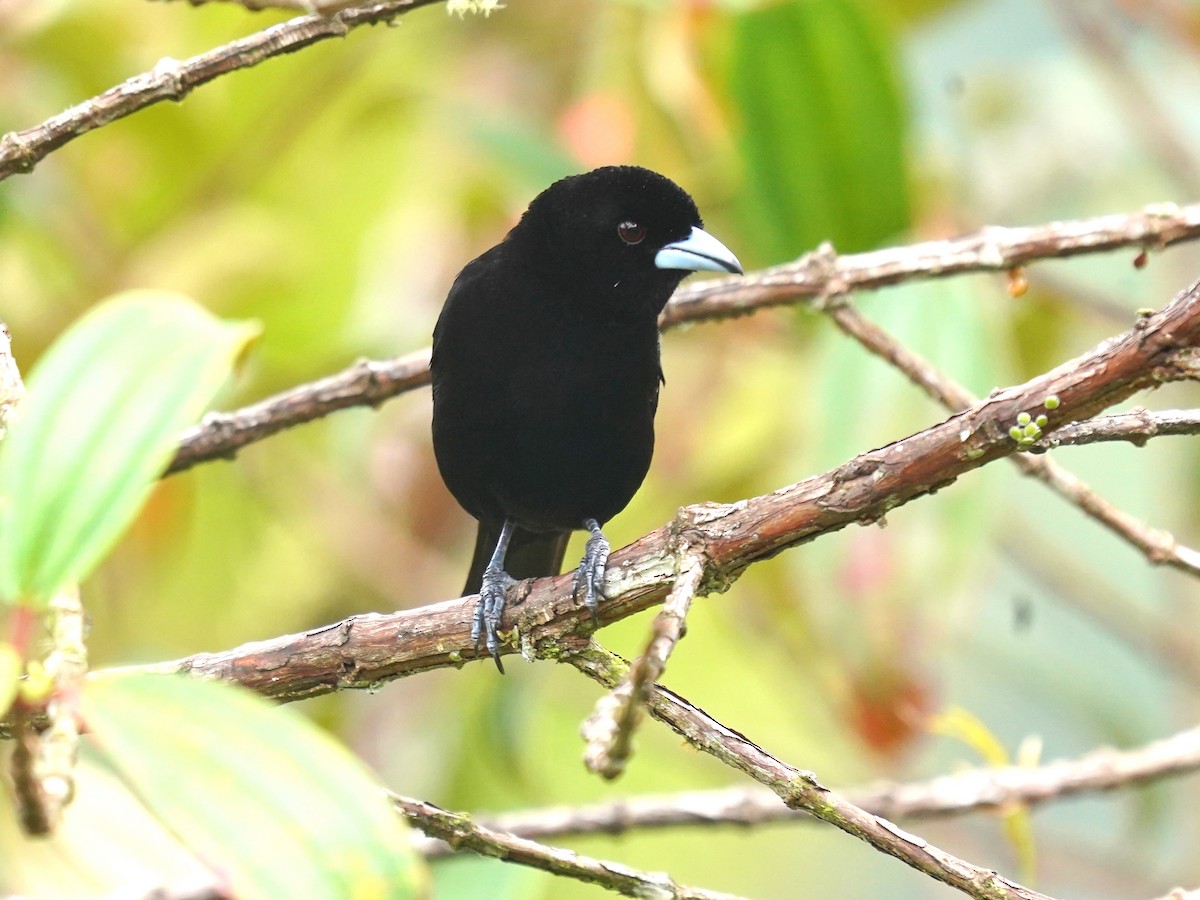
[655, 226, 742, 275]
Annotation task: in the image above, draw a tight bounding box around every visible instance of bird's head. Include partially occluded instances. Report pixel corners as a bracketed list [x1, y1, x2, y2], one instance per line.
[512, 165, 742, 317]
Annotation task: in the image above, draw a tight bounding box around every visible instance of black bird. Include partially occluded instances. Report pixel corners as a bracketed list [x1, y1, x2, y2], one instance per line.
[431, 165, 741, 671]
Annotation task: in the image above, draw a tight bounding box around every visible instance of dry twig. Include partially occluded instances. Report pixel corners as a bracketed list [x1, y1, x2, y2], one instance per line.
[568, 646, 1057, 900]
[392, 794, 749, 900]
[583, 551, 705, 779]
[0, 1, 445, 183]
[416, 723, 1200, 855]
[825, 301, 1200, 576]
[1035, 407, 1200, 449]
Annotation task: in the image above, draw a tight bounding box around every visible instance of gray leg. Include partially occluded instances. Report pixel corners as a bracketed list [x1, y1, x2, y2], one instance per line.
[472, 519, 517, 672]
[573, 518, 610, 625]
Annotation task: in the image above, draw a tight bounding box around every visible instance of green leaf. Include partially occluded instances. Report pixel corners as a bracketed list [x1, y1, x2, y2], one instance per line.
[0, 751, 220, 898]
[85, 673, 424, 900]
[0, 291, 259, 607]
[729, 0, 910, 264]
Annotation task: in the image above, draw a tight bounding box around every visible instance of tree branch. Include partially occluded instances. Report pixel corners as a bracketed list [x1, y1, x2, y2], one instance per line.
[163, 203, 1200, 476]
[659, 204, 1200, 328]
[825, 301, 1200, 576]
[582, 551, 704, 780]
[413, 723, 1200, 855]
[167, 351, 431, 474]
[1034, 407, 1200, 449]
[150, 0, 373, 11]
[0, 0, 445, 183]
[0, 325, 21, 439]
[566, 647, 1057, 900]
[392, 794, 750, 900]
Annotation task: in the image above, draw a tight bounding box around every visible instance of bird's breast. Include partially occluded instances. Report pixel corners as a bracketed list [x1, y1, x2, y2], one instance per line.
[510, 319, 659, 413]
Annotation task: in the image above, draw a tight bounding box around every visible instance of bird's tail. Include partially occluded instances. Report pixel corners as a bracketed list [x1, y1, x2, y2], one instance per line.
[463, 523, 571, 596]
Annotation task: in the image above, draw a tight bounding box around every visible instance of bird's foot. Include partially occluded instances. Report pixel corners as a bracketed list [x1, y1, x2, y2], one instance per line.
[573, 518, 610, 625]
[473, 564, 516, 673]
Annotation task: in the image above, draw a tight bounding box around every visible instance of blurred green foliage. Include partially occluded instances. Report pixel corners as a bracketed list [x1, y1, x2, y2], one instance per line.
[728, 0, 910, 263]
[0, 292, 258, 609]
[1, 673, 425, 898]
[4, 0, 1200, 897]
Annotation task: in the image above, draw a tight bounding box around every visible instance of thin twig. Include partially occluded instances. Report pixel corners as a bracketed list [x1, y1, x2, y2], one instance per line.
[566, 645, 1058, 900]
[37, 587, 87, 826]
[415, 723, 1200, 856]
[583, 551, 705, 779]
[824, 301, 1200, 577]
[150, 0, 369, 10]
[166, 351, 430, 474]
[392, 794, 748, 900]
[1034, 407, 1200, 449]
[0, 324, 22, 439]
[1019, 452, 1200, 571]
[0, 0, 445, 183]
[163, 204, 1200, 476]
[660, 206, 1200, 328]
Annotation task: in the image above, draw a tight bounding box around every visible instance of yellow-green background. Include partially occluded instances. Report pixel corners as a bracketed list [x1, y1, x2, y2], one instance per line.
[5, 0, 1200, 896]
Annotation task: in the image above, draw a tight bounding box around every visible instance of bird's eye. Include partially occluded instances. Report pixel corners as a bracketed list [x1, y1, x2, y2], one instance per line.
[617, 221, 646, 245]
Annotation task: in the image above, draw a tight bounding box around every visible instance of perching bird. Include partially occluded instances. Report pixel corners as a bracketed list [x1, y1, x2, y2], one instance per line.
[431, 165, 741, 671]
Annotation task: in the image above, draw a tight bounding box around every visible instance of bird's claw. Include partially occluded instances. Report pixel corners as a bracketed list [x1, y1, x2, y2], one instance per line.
[573, 519, 610, 625]
[473, 565, 516, 673]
